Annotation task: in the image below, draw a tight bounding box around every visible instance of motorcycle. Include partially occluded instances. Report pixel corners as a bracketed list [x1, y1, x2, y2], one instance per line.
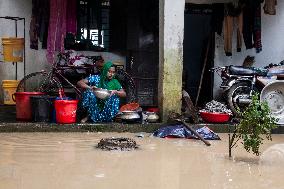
[210, 64, 284, 115]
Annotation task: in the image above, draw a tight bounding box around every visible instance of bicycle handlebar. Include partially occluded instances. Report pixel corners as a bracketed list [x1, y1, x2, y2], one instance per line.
[55, 64, 98, 70]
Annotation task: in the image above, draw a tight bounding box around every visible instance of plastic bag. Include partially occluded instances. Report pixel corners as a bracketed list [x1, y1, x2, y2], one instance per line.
[153, 124, 220, 140]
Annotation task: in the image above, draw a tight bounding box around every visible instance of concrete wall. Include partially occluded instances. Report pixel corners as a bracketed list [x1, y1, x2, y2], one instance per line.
[0, 0, 125, 104]
[159, 0, 184, 121]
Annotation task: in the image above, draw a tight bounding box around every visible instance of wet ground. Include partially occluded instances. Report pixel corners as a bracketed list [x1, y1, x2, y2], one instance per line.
[0, 132, 283, 189]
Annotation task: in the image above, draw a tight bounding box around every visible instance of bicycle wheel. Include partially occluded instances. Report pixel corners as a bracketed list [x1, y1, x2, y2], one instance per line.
[17, 72, 63, 94]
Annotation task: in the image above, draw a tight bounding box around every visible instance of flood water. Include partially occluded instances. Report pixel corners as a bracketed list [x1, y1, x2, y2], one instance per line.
[0, 132, 284, 189]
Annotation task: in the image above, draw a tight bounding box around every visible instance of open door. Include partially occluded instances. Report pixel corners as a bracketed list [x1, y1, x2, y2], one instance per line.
[183, 4, 215, 107]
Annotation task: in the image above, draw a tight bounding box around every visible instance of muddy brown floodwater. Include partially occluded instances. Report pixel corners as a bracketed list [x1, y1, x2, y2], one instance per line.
[0, 132, 284, 189]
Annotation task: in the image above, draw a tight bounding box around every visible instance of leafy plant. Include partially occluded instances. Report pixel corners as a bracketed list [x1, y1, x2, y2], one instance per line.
[228, 93, 278, 157]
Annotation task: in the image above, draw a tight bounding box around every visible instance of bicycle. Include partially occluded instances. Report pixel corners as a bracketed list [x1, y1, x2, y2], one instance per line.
[16, 52, 137, 103]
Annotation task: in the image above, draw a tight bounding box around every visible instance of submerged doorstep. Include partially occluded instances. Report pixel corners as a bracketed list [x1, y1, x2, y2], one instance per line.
[0, 122, 283, 134]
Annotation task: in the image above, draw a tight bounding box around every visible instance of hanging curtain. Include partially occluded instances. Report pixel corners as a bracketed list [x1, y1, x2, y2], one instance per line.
[242, 0, 263, 53]
[46, 0, 67, 64]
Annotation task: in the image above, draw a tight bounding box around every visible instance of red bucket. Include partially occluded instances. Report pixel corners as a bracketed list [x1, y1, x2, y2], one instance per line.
[14, 92, 45, 121]
[54, 99, 78, 124]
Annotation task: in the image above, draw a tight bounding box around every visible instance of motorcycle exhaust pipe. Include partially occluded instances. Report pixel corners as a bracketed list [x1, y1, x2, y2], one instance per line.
[238, 98, 252, 105]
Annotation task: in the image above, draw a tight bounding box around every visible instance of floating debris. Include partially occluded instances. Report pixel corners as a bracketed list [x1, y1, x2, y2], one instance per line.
[135, 133, 145, 138]
[201, 100, 232, 114]
[97, 137, 138, 151]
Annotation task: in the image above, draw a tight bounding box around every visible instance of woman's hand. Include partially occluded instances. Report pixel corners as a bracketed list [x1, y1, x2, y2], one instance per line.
[77, 79, 97, 91]
[109, 90, 117, 96]
[110, 89, 126, 98]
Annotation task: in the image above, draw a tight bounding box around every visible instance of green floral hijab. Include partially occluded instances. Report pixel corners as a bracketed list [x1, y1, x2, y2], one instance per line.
[98, 61, 122, 90]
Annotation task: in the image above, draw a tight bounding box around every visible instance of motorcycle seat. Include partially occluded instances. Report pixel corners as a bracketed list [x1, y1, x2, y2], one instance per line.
[267, 69, 284, 76]
[229, 66, 267, 76]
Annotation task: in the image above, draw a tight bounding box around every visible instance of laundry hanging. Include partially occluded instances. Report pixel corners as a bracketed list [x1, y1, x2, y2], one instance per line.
[223, 3, 243, 56]
[46, 0, 77, 64]
[211, 3, 224, 36]
[66, 0, 77, 35]
[29, 0, 50, 50]
[46, 0, 67, 63]
[242, 0, 263, 53]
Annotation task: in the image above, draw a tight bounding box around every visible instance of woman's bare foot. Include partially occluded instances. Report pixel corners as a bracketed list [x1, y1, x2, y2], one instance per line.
[81, 116, 89, 123]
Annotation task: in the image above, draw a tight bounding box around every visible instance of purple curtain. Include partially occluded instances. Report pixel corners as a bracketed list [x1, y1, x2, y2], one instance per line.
[46, 0, 67, 64]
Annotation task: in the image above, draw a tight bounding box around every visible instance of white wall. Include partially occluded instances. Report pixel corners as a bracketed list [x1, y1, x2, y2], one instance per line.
[214, 1, 284, 98]
[0, 0, 125, 104]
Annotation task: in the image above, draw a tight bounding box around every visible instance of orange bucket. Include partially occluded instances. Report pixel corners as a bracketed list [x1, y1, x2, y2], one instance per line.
[2, 80, 19, 105]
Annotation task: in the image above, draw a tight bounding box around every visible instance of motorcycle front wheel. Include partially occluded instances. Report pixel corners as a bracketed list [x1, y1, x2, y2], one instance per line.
[226, 82, 257, 116]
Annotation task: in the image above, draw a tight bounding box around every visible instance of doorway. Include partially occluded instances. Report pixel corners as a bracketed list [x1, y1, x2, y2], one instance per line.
[183, 4, 215, 107]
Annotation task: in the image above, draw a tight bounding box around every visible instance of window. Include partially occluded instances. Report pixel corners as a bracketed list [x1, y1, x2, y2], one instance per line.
[67, 0, 110, 51]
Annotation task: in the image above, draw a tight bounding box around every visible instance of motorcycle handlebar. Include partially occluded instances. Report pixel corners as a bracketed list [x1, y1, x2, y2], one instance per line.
[209, 67, 226, 72]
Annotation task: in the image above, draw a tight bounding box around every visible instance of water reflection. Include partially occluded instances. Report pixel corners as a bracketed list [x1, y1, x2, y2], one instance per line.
[0, 133, 283, 189]
[260, 143, 284, 165]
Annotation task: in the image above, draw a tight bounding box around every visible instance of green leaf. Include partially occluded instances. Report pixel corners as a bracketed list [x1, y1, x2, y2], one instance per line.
[232, 93, 278, 156]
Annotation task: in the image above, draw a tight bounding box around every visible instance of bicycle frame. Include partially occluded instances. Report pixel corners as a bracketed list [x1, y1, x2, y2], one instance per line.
[52, 66, 86, 97]
[44, 53, 101, 97]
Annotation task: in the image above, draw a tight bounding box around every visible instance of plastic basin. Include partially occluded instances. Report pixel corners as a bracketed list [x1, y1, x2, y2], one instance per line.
[200, 111, 230, 123]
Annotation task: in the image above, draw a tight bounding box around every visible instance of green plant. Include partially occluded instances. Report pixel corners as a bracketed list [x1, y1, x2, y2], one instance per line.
[228, 93, 278, 157]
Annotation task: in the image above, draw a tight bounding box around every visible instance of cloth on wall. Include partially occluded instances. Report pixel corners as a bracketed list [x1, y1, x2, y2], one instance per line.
[254, 5, 262, 53]
[242, 0, 263, 53]
[29, 0, 50, 50]
[263, 0, 277, 15]
[223, 3, 243, 56]
[47, 0, 67, 64]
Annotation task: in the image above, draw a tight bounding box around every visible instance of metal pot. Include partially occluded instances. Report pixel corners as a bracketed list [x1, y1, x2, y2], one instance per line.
[145, 112, 159, 123]
[120, 111, 141, 122]
[93, 88, 111, 99]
